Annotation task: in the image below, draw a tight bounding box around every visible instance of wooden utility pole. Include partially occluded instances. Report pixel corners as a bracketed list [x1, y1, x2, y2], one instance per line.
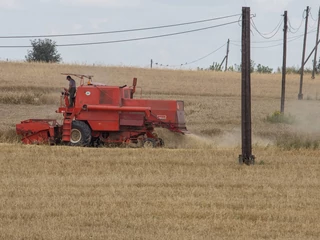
[150, 59, 153, 69]
[219, 56, 227, 70]
[281, 11, 288, 114]
[239, 7, 255, 166]
[302, 38, 320, 68]
[298, 6, 309, 100]
[312, 7, 320, 79]
[225, 39, 230, 71]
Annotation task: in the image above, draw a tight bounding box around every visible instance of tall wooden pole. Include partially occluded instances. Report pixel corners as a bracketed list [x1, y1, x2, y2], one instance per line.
[281, 11, 288, 114]
[312, 7, 320, 79]
[225, 39, 230, 71]
[298, 6, 309, 100]
[239, 7, 255, 166]
[150, 59, 153, 69]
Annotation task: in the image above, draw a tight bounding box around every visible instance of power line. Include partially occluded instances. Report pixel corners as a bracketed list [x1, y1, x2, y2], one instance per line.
[254, 18, 283, 35]
[0, 20, 240, 48]
[154, 42, 227, 67]
[309, 8, 318, 22]
[288, 17, 304, 34]
[287, 9, 307, 34]
[231, 28, 317, 44]
[308, 8, 318, 28]
[251, 35, 303, 48]
[185, 43, 227, 65]
[251, 18, 283, 39]
[232, 34, 301, 43]
[0, 14, 241, 39]
[230, 30, 316, 49]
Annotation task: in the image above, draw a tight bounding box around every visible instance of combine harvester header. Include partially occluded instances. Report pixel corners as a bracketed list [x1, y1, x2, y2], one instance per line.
[16, 74, 188, 148]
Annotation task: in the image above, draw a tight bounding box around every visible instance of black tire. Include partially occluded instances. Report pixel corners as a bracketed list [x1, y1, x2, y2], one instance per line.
[144, 138, 156, 148]
[70, 121, 91, 147]
[158, 138, 164, 147]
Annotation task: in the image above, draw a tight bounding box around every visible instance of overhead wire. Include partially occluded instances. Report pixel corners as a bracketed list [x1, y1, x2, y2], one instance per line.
[288, 17, 304, 34]
[288, 9, 309, 34]
[250, 35, 303, 48]
[308, 8, 318, 28]
[154, 42, 227, 67]
[250, 18, 283, 39]
[253, 30, 316, 43]
[309, 8, 318, 22]
[231, 33, 305, 43]
[184, 42, 226, 65]
[0, 20, 240, 48]
[230, 29, 317, 49]
[0, 14, 241, 39]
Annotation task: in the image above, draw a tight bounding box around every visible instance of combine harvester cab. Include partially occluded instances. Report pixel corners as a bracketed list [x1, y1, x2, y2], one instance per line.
[16, 75, 188, 148]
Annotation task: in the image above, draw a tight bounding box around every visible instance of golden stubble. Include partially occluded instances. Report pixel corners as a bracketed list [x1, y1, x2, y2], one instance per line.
[1, 62, 320, 239]
[1, 144, 320, 239]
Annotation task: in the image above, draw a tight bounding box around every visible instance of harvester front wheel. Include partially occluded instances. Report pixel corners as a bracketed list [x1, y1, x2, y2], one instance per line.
[70, 121, 91, 147]
[144, 138, 156, 148]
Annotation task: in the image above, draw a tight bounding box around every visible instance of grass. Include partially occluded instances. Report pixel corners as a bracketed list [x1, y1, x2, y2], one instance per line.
[1, 61, 320, 239]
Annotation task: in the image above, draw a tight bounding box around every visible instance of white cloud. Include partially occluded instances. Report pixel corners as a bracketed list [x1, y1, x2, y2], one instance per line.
[60, 0, 142, 7]
[0, 0, 21, 9]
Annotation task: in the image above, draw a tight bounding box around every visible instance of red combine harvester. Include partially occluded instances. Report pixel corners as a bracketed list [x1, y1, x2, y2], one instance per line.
[16, 74, 188, 147]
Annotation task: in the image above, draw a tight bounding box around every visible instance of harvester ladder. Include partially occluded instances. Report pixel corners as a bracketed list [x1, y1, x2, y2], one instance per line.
[62, 112, 73, 142]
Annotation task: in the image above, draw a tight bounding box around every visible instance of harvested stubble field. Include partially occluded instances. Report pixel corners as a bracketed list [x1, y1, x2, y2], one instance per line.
[1, 61, 320, 239]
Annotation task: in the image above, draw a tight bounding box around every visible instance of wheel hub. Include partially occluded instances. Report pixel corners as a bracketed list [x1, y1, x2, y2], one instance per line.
[70, 129, 82, 143]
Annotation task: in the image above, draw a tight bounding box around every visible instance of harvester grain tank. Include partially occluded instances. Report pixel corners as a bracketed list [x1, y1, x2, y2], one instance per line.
[16, 74, 188, 147]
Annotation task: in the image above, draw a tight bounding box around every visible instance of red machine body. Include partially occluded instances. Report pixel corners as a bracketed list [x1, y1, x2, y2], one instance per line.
[16, 75, 188, 147]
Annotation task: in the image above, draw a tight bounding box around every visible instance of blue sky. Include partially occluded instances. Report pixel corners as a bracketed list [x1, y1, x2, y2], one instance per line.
[0, 0, 319, 70]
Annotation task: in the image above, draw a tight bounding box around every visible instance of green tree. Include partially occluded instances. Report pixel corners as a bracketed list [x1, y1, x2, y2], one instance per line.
[234, 64, 241, 72]
[256, 64, 273, 74]
[233, 60, 255, 73]
[209, 62, 222, 71]
[25, 39, 61, 63]
[227, 65, 235, 72]
[250, 60, 256, 73]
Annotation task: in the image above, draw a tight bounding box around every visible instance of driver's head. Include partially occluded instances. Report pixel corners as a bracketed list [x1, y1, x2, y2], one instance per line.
[66, 76, 71, 80]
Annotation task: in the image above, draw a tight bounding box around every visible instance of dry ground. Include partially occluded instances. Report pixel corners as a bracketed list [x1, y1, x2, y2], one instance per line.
[1, 61, 320, 239]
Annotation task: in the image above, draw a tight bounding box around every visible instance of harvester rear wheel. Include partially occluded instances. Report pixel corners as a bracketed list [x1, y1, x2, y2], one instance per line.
[144, 138, 156, 148]
[158, 138, 164, 147]
[70, 121, 91, 147]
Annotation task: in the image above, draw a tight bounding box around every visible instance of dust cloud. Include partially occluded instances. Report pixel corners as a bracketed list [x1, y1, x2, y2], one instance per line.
[286, 100, 320, 135]
[156, 128, 271, 149]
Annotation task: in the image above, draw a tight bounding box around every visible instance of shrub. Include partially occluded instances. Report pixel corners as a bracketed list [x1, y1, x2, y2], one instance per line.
[266, 111, 295, 124]
[276, 133, 320, 150]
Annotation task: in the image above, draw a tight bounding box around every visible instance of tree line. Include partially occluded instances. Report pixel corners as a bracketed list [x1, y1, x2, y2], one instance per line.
[200, 60, 320, 74]
[25, 38, 320, 74]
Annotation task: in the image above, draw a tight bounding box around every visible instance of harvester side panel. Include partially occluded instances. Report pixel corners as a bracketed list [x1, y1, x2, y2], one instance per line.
[75, 87, 101, 106]
[76, 111, 119, 121]
[87, 120, 120, 131]
[75, 86, 121, 107]
[122, 98, 186, 131]
[119, 113, 145, 126]
[76, 111, 120, 131]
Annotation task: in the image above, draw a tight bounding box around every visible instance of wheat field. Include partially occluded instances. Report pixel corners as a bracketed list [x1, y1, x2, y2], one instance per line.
[1, 61, 320, 239]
